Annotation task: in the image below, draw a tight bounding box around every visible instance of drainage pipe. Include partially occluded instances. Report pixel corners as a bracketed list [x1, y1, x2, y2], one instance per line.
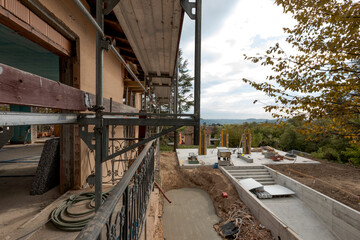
[154, 181, 171, 203]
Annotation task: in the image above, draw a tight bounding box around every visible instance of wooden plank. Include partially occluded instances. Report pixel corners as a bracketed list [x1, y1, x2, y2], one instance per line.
[0, 63, 87, 110]
[113, 2, 149, 74]
[151, 0, 165, 75]
[60, 124, 75, 193]
[162, 0, 173, 74]
[124, 79, 145, 87]
[133, 0, 161, 75]
[0, 3, 71, 56]
[59, 57, 78, 193]
[169, 1, 182, 75]
[87, 93, 139, 113]
[127, 87, 145, 92]
[0, 63, 137, 112]
[121, 0, 152, 72]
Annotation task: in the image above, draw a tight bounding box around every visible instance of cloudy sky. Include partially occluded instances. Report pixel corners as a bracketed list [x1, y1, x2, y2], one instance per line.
[179, 0, 296, 119]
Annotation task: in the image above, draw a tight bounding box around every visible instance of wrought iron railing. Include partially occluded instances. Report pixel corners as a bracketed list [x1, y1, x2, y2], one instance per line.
[76, 141, 155, 240]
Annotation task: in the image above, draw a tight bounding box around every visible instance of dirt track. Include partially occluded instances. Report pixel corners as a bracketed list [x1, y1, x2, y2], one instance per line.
[159, 152, 273, 240]
[268, 159, 360, 212]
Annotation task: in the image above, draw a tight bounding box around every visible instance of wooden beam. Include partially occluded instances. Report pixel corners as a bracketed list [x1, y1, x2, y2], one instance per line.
[88, 93, 138, 113]
[112, 35, 130, 45]
[0, 63, 86, 110]
[124, 79, 145, 87]
[0, 63, 139, 112]
[0, 3, 72, 57]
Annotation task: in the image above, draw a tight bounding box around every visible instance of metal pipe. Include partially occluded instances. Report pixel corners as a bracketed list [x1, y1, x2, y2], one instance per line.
[174, 59, 179, 151]
[0, 112, 78, 126]
[125, 87, 129, 105]
[72, 0, 104, 37]
[174, 60, 179, 115]
[101, 112, 195, 117]
[110, 98, 115, 185]
[130, 91, 133, 107]
[110, 45, 146, 91]
[193, 0, 202, 145]
[154, 181, 171, 203]
[72, 0, 146, 93]
[105, 125, 181, 161]
[94, 0, 104, 214]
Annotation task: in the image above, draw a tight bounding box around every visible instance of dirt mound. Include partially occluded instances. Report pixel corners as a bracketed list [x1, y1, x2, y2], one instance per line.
[160, 152, 273, 239]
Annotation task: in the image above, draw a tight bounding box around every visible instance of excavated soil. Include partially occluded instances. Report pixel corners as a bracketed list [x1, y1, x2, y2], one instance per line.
[159, 152, 273, 240]
[268, 159, 360, 212]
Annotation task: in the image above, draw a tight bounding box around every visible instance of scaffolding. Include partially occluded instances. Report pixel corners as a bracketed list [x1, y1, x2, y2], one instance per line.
[0, 0, 201, 239]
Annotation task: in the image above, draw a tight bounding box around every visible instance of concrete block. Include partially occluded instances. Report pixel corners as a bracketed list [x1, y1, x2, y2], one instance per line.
[0, 126, 13, 149]
[30, 138, 60, 195]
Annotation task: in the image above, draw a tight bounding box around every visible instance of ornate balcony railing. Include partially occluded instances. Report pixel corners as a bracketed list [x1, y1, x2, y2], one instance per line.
[76, 141, 155, 240]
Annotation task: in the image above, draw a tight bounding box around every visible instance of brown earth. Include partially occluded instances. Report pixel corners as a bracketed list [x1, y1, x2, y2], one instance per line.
[268, 159, 360, 212]
[159, 152, 273, 240]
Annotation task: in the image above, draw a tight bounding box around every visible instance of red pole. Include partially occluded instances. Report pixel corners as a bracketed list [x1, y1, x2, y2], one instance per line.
[154, 181, 171, 203]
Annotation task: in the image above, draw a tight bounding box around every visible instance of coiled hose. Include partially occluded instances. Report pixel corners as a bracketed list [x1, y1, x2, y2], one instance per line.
[50, 190, 111, 231]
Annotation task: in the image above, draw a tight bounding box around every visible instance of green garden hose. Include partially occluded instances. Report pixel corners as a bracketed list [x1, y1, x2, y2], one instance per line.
[50, 190, 112, 231]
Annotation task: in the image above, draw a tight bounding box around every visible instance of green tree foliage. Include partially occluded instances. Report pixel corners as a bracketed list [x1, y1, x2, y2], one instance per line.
[219, 119, 359, 165]
[342, 144, 360, 165]
[177, 49, 194, 113]
[243, 0, 360, 141]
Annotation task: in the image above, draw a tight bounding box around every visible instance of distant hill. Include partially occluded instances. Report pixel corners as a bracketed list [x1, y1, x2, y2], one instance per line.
[200, 119, 277, 125]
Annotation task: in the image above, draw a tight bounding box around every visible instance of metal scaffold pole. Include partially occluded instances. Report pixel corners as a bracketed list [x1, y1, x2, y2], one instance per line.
[174, 60, 179, 152]
[194, 0, 202, 145]
[95, 0, 104, 213]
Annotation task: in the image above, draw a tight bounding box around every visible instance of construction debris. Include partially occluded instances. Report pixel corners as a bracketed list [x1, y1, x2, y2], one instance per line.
[239, 178, 295, 199]
[221, 221, 239, 238]
[188, 152, 199, 164]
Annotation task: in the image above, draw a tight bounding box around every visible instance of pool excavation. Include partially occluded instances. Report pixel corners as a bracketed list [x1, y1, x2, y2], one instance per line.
[171, 147, 360, 240]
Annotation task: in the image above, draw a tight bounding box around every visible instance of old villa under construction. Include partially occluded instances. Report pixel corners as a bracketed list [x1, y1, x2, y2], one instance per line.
[0, 1, 359, 240]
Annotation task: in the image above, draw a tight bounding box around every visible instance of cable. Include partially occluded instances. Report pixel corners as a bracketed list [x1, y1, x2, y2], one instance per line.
[50, 186, 113, 231]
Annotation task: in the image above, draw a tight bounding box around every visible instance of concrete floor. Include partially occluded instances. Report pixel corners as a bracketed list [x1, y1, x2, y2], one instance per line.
[177, 148, 318, 167]
[162, 188, 221, 240]
[261, 197, 337, 240]
[0, 143, 63, 239]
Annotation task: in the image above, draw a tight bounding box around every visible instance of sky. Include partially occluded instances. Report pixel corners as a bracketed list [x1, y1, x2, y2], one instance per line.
[179, 0, 296, 119]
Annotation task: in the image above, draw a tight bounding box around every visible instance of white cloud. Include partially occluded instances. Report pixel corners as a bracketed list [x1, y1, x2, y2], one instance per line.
[180, 0, 296, 119]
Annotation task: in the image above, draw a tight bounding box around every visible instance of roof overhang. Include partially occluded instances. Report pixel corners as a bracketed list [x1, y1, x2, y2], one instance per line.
[113, 0, 184, 77]
[113, 0, 184, 104]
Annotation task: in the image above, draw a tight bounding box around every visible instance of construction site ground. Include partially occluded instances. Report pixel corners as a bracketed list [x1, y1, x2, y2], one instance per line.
[177, 148, 318, 167]
[2, 143, 358, 239]
[0, 143, 62, 239]
[162, 188, 221, 240]
[159, 151, 273, 239]
[268, 159, 360, 212]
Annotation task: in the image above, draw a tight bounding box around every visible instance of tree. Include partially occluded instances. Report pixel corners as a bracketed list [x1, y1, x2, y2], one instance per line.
[177, 49, 194, 113]
[243, 0, 360, 141]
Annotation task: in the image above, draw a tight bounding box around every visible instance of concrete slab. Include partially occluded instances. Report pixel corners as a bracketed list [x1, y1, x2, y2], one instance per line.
[176, 148, 318, 168]
[162, 188, 221, 240]
[261, 197, 338, 240]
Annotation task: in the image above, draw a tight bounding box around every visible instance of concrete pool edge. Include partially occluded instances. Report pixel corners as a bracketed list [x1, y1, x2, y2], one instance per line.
[265, 166, 360, 240]
[219, 166, 300, 240]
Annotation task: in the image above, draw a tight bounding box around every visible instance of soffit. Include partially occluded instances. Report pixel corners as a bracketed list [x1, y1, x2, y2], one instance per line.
[113, 0, 184, 78]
